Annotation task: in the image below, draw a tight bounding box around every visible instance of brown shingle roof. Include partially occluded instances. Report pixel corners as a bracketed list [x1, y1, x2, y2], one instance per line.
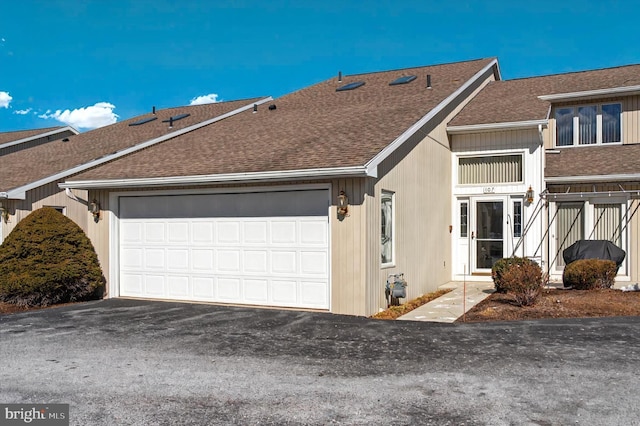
[0, 126, 67, 145]
[449, 63, 640, 126]
[0, 99, 264, 193]
[545, 144, 640, 178]
[68, 58, 496, 182]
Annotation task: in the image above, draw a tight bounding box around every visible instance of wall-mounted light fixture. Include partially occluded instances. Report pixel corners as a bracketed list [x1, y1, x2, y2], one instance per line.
[337, 190, 349, 216]
[90, 199, 101, 222]
[526, 186, 535, 204]
[0, 203, 8, 224]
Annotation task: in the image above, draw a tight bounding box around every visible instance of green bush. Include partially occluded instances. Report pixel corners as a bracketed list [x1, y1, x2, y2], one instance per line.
[0, 207, 105, 307]
[492, 257, 539, 294]
[498, 259, 543, 306]
[563, 259, 617, 290]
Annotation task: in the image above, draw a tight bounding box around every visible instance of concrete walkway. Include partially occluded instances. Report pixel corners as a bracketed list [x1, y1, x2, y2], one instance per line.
[397, 281, 495, 323]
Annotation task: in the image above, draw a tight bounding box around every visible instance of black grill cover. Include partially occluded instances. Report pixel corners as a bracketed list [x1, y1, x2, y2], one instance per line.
[562, 240, 626, 268]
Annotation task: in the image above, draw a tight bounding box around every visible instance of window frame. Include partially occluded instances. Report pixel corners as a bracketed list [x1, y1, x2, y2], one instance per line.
[554, 102, 622, 147]
[513, 200, 522, 238]
[460, 201, 468, 238]
[381, 190, 395, 267]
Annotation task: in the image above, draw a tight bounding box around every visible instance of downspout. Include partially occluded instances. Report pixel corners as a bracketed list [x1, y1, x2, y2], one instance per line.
[539, 121, 546, 271]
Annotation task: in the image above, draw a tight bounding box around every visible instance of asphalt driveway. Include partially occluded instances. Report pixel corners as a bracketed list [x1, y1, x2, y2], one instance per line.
[1, 299, 639, 425]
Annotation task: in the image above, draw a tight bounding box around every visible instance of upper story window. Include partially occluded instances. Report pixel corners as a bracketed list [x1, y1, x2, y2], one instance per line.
[555, 103, 621, 147]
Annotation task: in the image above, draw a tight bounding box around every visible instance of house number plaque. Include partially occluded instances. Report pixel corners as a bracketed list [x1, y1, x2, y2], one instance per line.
[483, 187, 495, 194]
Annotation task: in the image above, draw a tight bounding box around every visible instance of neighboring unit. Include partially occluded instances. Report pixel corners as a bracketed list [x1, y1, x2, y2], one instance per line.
[447, 63, 640, 283]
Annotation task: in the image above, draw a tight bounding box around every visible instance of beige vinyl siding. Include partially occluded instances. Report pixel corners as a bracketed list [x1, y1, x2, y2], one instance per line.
[554, 203, 584, 267]
[362, 67, 497, 315]
[1, 182, 88, 242]
[458, 154, 522, 184]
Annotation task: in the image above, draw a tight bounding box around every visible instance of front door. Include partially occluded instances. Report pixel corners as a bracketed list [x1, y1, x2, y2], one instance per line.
[472, 199, 505, 272]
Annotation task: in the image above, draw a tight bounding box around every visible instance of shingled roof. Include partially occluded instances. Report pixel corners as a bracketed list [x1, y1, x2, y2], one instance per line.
[65, 58, 497, 184]
[0, 127, 66, 145]
[546, 144, 640, 179]
[0, 98, 265, 196]
[449, 63, 640, 127]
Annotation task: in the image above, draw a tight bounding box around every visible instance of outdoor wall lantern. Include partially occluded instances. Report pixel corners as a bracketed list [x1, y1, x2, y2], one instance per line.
[90, 199, 101, 222]
[0, 203, 8, 224]
[337, 190, 349, 217]
[526, 186, 535, 204]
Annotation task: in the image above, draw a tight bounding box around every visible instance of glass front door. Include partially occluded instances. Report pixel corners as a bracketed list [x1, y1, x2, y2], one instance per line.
[474, 201, 504, 271]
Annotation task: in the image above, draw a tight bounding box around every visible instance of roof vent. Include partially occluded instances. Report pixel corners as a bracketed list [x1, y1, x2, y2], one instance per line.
[336, 81, 365, 92]
[268, 104, 277, 111]
[152, 106, 156, 114]
[338, 71, 342, 82]
[62, 138, 70, 142]
[253, 104, 258, 113]
[427, 74, 432, 89]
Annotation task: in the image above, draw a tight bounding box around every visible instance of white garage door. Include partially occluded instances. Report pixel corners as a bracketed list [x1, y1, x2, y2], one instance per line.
[118, 190, 330, 309]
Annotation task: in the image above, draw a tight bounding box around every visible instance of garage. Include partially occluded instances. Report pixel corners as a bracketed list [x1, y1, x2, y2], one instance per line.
[117, 189, 330, 309]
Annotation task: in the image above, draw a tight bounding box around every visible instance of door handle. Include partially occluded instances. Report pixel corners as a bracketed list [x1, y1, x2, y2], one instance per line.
[471, 231, 475, 240]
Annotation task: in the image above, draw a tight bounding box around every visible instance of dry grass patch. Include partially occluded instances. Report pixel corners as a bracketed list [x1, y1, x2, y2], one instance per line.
[371, 289, 452, 320]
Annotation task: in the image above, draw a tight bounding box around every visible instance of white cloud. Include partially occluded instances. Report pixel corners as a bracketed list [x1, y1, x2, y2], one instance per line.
[0, 91, 12, 108]
[189, 93, 219, 105]
[38, 102, 119, 130]
[14, 108, 32, 115]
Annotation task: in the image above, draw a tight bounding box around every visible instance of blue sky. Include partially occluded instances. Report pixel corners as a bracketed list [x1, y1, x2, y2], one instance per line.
[1, 1, 639, 132]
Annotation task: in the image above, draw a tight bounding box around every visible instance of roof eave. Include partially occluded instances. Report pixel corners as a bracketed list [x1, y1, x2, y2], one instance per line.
[365, 58, 499, 175]
[2, 98, 273, 200]
[0, 126, 79, 150]
[61, 166, 374, 190]
[447, 119, 548, 134]
[546, 173, 640, 184]
[538, 85, 640, 102]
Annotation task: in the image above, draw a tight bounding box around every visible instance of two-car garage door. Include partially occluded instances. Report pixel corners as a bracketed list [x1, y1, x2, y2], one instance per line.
[118, 189, 330, 310]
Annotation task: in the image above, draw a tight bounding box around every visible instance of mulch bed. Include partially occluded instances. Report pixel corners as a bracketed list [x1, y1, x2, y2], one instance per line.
[459, 288, 640, 322]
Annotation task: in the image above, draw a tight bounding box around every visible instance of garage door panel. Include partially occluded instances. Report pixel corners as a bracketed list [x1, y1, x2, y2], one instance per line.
[244, 221, 268, 244]
[300, 251, 328, 275]
[168, 223, 189, 243]
[301, 281, 328, 306]
[244, 279, 268, 302]
[121, 274, 143, 295]
[271, 221, 296, 244]
[217, 250, 241, 272]
[271, 251, 297, 274]
[300, 221, 328, 245]
[167, 249, 189, 270]
[192, 222, 214, 244]
[193, 277, 215, 299]
[244, 251, 268, 273]
[218, 278, 241, 300]
[122, 248, 144, 268]
[217, 222, 241, 243]
[192, 249, 214, 271]
[272, 280, 297, 304]
[119, 191, 329, 310]
[144, 222, 165, 243]
[144, 275, 165, 296]
[144, 248, 165, 269]
[167, 276, 190, 298]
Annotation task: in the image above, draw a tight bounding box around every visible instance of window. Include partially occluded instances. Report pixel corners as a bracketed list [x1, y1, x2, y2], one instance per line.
[460, 202, 468, 238]
[46, 206, 65, 215]
[381, 191, 394, 265]
[513, 201, 522, 238]
[458, 155, 522, 184]
[555, 103, 621, 147]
